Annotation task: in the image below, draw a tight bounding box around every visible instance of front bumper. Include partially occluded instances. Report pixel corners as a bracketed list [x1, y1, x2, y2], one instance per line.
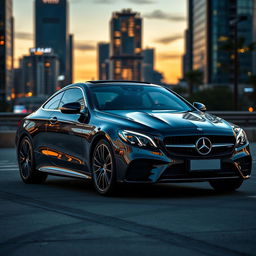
[114, 140, 252, 183]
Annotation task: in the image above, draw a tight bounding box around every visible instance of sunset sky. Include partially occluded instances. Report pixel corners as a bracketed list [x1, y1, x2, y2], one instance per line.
[13, 0, 187, 84]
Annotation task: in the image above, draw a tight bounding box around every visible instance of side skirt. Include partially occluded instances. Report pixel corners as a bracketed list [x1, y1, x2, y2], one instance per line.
[38, 166, 91, 180]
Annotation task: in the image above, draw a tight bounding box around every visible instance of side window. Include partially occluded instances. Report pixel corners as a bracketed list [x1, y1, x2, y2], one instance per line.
[43, 92, 64, 110]
[59, 88, 85, 110]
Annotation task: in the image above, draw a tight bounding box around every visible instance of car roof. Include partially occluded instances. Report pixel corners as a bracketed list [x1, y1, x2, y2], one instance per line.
[58, 81, 161, 93]
[84, 80, 160, 87]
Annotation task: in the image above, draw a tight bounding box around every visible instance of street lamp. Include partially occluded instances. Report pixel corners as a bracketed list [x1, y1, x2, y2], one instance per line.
[230, 15, 247, 110]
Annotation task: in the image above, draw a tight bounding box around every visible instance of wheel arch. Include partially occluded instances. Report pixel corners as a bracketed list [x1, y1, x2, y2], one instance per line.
[16, 131, 34, 151]
[89, 131, 114, 170]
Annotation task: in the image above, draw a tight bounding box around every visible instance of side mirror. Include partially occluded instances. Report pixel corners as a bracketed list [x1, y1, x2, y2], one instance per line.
[60, 102, 81, 114]
[193, 102, 206, 112]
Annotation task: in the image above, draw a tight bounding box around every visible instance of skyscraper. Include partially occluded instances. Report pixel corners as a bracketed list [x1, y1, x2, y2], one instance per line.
[253, 0, 256, 75]
[35, 0, 73, 85]
[110, 9, 143, 81]
[184, 0, 254, 85]
[0, 0, 14, 102]
[142, 48, 154, 82]
[21, 48, 59, 97]
[68, 34, 73, 83]
[182, 29, 191, 78]
[98, 42, 110, 80]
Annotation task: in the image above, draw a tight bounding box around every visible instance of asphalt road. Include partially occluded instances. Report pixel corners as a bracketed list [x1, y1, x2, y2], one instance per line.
[0, 145, 255, 256]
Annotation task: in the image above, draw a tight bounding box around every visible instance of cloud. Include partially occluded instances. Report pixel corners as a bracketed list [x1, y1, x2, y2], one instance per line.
[155, 34, 183, 44]
[158, 53, 181, 60]
[70, 0, 83, 3]
[93, 0, 116, 3]
[93, 0, 155, 4]
[144, 10, 185, 22]
[15, 32, 33, 41]
[75, 41, 96, 51]
[128, 0, 156, 4]
[15, 32, 96, 51]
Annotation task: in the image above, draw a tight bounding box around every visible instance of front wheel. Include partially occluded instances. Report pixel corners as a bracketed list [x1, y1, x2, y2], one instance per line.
[209, 178, 243, 192]
[91, 139, 117, 195]
[18, 137, 47, 184]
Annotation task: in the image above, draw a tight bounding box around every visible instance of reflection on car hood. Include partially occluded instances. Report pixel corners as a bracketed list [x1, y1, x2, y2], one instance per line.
[97, 110, 234, 135]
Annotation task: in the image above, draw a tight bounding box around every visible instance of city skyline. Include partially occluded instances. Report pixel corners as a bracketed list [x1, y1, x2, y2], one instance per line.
[35, 0, 73, 85]
[110, 9, 143, 81]
[184, 0, 254, 85]
[13, 0, 186, 84]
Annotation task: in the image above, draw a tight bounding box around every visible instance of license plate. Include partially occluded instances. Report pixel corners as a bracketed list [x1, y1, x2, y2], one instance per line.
[190, 159, 221, 171]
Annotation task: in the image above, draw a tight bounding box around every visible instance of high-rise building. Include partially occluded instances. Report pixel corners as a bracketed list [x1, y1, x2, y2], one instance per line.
[185, 0, 254, 85]
[13, 67, 23, 98]
[182, 29, 191, 78]
[253, 0, 256, 76]
[0, 0, 14, 102]
[20, 48, 59, 97]
[68, 34, 73, 83]
[35, 0, 73, 85]
[110, 9, 143, 81]
[142, 48, 154, 82]
[98, 42, 110, 80]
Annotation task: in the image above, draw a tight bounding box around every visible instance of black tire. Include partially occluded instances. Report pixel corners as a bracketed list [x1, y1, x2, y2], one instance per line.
[91, 139, 117, 195]
[209, 178, 243, 192]
[18, 136, 47, 184]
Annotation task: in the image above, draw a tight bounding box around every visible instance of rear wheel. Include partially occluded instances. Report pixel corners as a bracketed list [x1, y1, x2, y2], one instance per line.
[18, 137, 47, 184]
[91, 139, 116, 195]
[209, 178, 243, 192]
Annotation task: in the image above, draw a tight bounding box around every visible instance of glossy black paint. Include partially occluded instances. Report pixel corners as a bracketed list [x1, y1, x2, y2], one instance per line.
[16, 82, 252, 184]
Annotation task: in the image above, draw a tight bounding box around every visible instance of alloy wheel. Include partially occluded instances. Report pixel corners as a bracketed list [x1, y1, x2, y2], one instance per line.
[92, 143, 113, 193]
[19, 138, 33, 179]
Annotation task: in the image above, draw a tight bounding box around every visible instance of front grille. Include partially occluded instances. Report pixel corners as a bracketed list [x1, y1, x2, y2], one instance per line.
[164, 135, 236, 158]
[164, 135, 235, 145]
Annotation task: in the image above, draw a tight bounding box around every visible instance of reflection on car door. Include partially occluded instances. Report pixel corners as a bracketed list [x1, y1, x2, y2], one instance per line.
[49, 88, 90, 173]
[35, 91, 64, 169]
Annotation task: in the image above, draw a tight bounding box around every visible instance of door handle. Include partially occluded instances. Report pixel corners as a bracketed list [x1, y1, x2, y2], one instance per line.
[49, 116, 58, 124]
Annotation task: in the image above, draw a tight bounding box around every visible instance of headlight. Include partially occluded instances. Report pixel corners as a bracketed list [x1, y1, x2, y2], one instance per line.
[118, 130, 157, 148]
[233, 127, 248, 148]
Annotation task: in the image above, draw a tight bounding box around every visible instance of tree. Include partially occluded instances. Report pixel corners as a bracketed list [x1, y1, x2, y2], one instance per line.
[184, 70, 203, 96]
[187, 86, 233, 111]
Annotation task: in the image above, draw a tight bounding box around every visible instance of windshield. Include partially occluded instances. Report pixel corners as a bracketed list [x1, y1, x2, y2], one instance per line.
[89, 85, 192, 111]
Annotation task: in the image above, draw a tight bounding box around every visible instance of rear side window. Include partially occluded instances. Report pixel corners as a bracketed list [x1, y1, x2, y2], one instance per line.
[59, 88, 85, 110]
[43, 92, 64, 110]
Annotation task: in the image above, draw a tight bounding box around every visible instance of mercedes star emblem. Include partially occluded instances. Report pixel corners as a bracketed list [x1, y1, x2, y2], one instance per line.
[195, 137, 212, 155]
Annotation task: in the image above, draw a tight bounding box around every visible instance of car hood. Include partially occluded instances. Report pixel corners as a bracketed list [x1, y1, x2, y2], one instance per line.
[96, 110, 234, 136]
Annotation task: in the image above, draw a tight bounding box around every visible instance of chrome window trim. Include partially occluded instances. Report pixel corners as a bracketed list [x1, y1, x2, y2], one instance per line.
[42, 90, 64, 112]
[42, 85, 88, 112]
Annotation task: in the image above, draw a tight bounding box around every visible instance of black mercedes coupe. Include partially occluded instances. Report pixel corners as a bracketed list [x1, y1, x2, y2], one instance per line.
[16, 81, 252, 195]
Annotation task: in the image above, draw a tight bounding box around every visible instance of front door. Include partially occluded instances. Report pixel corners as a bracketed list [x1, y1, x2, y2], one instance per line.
[51, 87, 89, 173]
